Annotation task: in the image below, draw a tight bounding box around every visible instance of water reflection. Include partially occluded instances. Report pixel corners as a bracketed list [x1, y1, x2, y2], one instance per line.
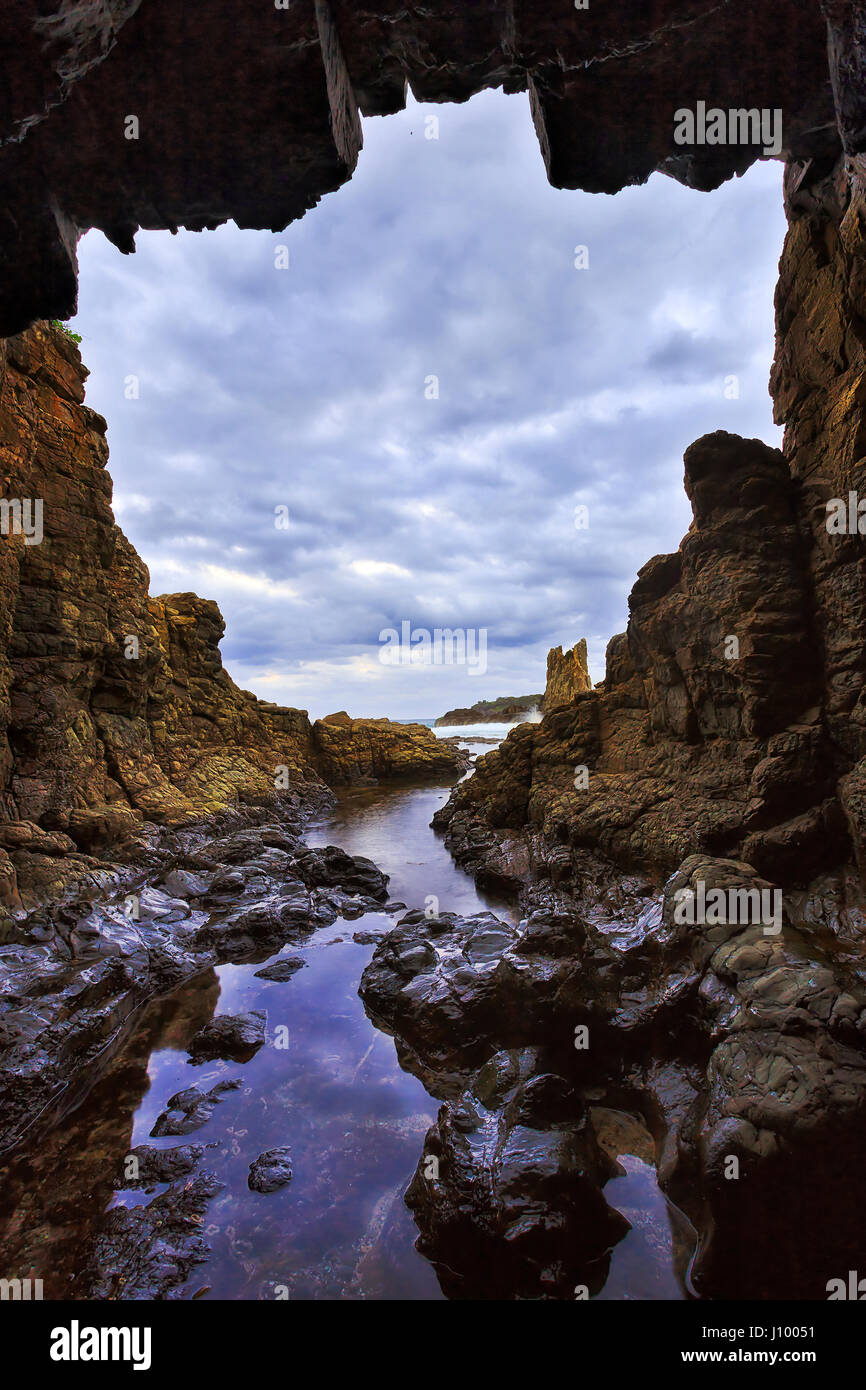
[0, 768, 695, 1300]
[305, 774, 519, 924]
[590, 1108, 695, 1300]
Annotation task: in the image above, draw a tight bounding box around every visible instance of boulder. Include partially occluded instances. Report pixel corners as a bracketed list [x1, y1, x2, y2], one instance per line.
[187, 1011, 267, 1063]
[248, 1146, 293, 1194]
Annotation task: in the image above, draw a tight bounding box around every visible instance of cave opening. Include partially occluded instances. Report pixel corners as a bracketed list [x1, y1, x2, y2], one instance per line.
[5, 0, 866, 1322]
[67, 88, 788, 725]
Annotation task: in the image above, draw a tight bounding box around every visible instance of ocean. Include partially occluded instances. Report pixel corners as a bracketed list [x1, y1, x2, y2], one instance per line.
[396, 718, 536, 740]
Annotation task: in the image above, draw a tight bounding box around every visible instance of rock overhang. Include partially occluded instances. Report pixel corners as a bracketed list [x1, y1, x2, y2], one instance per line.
[0, 0, 846, 336]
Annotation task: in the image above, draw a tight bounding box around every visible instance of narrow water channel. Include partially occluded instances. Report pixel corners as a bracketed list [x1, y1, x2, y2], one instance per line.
[0, 743, 695, 1300]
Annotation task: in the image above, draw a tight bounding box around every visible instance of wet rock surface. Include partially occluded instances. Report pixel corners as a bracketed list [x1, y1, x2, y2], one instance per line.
[248, 1146, 293, 1194]
[359, 852, 866, 1298]
[151, 1080, 242, 1138]
[0, 811, 393, 1157]
[117, 1143, 205, 1190]
[254, 956, 305, 982]
[188, 1011, 267, 1064]
[0, 781, 466, 1302]
[6, 761, 865, 1299]
[405, 1047, 629, 1300]
[83, 1170, 225, 1300]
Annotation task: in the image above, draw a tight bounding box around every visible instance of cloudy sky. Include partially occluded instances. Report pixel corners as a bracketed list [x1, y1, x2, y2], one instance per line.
[72, 88, 787, 720]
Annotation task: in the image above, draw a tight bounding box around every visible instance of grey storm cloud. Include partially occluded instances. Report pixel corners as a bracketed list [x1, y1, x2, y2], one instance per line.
[70, 87, 787, 719]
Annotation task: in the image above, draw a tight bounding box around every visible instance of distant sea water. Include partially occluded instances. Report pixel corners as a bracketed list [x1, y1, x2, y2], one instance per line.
[394, 718, 536, 741]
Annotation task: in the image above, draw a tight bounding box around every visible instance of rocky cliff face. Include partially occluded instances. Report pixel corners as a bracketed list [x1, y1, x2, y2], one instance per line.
[313, 711, 468, 782]
[0, 325, 461, 924]
[437, 152, 866, 895]
[438, 428, 839, 888]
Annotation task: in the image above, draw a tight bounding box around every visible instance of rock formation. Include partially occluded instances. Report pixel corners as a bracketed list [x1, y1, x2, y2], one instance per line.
[314, 712, 466, 781]
[360, 852, 866, 1298]
[434, 695, 543, 727]
[436, 429, 839, 887]
[362, 142, 866, 1299]
[0, 813, 394, 1159]
[542, 640, 591, 711]
[436, 145, 866, 892]
[0, 325, 463, 926]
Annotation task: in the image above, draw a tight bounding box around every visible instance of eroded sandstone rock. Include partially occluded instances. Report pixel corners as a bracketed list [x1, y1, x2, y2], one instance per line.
[312, 715, 467, 783]
[542, 640, 591, 711]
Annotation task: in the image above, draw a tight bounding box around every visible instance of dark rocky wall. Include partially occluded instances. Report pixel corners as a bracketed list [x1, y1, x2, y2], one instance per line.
[0, 0, 840, 335]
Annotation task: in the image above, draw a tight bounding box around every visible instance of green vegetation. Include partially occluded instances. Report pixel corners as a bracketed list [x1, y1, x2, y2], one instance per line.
[464, 695, 543, 716]
[48, 320, 82, 344]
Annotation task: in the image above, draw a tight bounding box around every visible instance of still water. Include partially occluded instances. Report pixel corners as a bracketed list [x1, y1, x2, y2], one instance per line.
[0, 753, 695, 1299]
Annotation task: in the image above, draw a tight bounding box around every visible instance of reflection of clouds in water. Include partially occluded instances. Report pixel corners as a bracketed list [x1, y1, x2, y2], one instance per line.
[3, 783, 695, 1300]
[105, 898, 444, 1297]
[598, 1150, 697, 1300]
[306, 780, 519, 921]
